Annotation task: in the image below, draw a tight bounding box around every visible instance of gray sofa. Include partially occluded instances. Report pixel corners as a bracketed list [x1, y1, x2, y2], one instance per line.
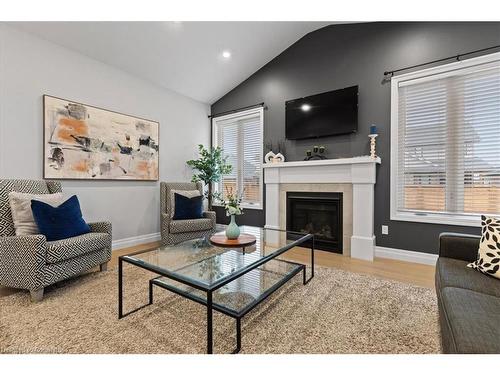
[436, 232, 500, 353]
[0, 179, 112, 302]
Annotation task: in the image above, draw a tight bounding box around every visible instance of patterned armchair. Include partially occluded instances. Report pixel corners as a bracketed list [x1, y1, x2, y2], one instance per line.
[0, 179, 112, 302]
[160, 182, 216, 246]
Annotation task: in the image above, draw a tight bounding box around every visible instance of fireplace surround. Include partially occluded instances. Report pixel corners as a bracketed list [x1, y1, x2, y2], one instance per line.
[263, 156, 380, 261]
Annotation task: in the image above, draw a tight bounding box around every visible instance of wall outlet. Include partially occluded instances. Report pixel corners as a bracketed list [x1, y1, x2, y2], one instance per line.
[381, 225, 389, 235]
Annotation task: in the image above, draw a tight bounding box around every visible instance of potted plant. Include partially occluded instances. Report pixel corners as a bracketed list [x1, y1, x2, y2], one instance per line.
[222, 187, 244, 240]
[186, 144, 233, 210]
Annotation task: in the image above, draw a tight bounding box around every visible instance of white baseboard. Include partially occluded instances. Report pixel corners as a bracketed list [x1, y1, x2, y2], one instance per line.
[112, 232, 161, 251]
[375, 246, 438, 266]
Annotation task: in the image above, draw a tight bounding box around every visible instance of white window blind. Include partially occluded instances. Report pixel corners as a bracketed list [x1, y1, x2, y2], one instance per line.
[212, 107, 264, 209]
[391, 53, 500, 226]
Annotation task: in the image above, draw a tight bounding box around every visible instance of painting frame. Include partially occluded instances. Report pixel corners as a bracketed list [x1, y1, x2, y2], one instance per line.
[43, 95, 160, 181]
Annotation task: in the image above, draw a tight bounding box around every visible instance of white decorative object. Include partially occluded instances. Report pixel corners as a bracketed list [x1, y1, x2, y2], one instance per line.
[274, 152, 285, 163]
[263, 156, 381, 261]
[368, 134, 378, 159]
[264, 151, 276, 163]
[265, 150, 285, 163]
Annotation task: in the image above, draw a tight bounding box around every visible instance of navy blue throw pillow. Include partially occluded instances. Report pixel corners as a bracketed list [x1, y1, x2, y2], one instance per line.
[172, 193, 203, 220]
[31, 195, 91, 241]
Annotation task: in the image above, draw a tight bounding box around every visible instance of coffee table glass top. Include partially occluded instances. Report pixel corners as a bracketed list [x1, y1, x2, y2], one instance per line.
[153, 259, 303, 316]
[122, 226, 312, 291]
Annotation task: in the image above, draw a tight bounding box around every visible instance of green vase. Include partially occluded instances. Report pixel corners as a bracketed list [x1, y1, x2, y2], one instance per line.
[226, 215, 240, 240]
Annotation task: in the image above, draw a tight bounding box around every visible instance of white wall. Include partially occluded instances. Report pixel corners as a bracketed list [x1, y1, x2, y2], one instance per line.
[0, 25, 210, 244]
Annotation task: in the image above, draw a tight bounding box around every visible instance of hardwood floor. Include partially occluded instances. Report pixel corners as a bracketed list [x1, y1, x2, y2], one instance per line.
[282, 247, 436, 289]
[0, 241, 435, 298]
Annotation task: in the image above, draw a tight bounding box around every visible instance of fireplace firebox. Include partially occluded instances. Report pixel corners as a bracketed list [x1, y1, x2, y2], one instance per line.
[286, 192, 343, 253]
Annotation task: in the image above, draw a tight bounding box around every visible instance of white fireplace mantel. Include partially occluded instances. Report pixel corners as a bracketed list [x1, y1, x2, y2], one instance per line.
[263, 156, 381, 261]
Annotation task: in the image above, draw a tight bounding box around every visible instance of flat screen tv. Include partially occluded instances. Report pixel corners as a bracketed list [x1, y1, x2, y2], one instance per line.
[285, 85, 358, 140]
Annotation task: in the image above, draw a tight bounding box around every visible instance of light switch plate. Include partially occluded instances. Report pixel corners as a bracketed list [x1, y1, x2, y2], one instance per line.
[381, 225, 389, 235]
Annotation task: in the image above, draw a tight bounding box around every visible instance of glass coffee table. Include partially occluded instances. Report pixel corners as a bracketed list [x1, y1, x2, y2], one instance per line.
[118, 226, 314, 354]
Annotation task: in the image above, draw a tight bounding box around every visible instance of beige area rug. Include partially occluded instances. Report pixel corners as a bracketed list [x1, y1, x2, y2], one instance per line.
[0, 264, 440, 354]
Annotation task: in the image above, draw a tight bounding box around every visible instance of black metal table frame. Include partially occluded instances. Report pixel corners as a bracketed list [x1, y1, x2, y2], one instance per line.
[118, 231, 314, 354]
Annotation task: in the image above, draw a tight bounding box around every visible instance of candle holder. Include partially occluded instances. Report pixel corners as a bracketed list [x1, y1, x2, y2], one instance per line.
[368, 134, 378, 159]
[304, 145, 328, 161]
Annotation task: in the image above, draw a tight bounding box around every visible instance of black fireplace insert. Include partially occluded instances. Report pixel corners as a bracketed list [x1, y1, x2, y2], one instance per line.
[286, 192, 342, 253]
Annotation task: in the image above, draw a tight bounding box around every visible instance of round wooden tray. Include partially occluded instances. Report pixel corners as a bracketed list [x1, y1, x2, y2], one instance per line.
[209, 233, 257, 248]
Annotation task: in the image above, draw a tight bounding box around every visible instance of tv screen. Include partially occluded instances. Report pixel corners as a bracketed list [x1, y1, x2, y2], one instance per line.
[285, 86, 358, 140]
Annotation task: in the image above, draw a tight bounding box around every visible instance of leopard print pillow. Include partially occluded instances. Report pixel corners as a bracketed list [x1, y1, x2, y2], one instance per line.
[468, 215, 500, 279]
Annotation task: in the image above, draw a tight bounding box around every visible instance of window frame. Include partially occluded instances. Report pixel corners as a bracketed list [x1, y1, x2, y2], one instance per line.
[211, 106, 264, 210]
[390, 52, 500, 227]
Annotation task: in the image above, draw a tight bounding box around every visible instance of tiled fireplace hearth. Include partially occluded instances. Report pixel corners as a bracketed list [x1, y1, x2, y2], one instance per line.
[263, 156, 381, 261]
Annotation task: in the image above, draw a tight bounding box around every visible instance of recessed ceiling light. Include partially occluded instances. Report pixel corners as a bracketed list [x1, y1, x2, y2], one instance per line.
[222, 50, 231, 59]
[301, 104, 311, 112]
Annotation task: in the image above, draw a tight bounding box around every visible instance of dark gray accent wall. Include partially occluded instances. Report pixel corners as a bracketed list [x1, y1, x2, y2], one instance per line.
[211, 22, 500, 254]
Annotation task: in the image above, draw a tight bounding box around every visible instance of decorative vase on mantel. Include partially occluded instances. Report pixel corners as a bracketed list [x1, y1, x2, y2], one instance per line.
[226, 214, 240, 240]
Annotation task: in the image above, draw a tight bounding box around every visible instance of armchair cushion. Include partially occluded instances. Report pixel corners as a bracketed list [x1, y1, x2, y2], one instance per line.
[8, 191, 64, 236]
[46, 232, 111, 264]
[31, 195, 90, 241]
[169, 190, 202, 218]
[172, 193, 203, 220]
[170, 218, 213, 234]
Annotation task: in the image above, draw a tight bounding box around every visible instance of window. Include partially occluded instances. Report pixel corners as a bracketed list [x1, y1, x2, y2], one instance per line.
[391, 53, 500, 226]
[212, 107, 264, 209]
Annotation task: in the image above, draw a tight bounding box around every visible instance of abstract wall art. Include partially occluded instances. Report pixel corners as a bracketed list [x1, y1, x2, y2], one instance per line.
[43, 95, 159, 181]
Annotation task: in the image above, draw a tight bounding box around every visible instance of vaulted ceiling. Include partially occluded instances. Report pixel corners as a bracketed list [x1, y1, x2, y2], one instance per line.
[10, 22, 332, 103]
